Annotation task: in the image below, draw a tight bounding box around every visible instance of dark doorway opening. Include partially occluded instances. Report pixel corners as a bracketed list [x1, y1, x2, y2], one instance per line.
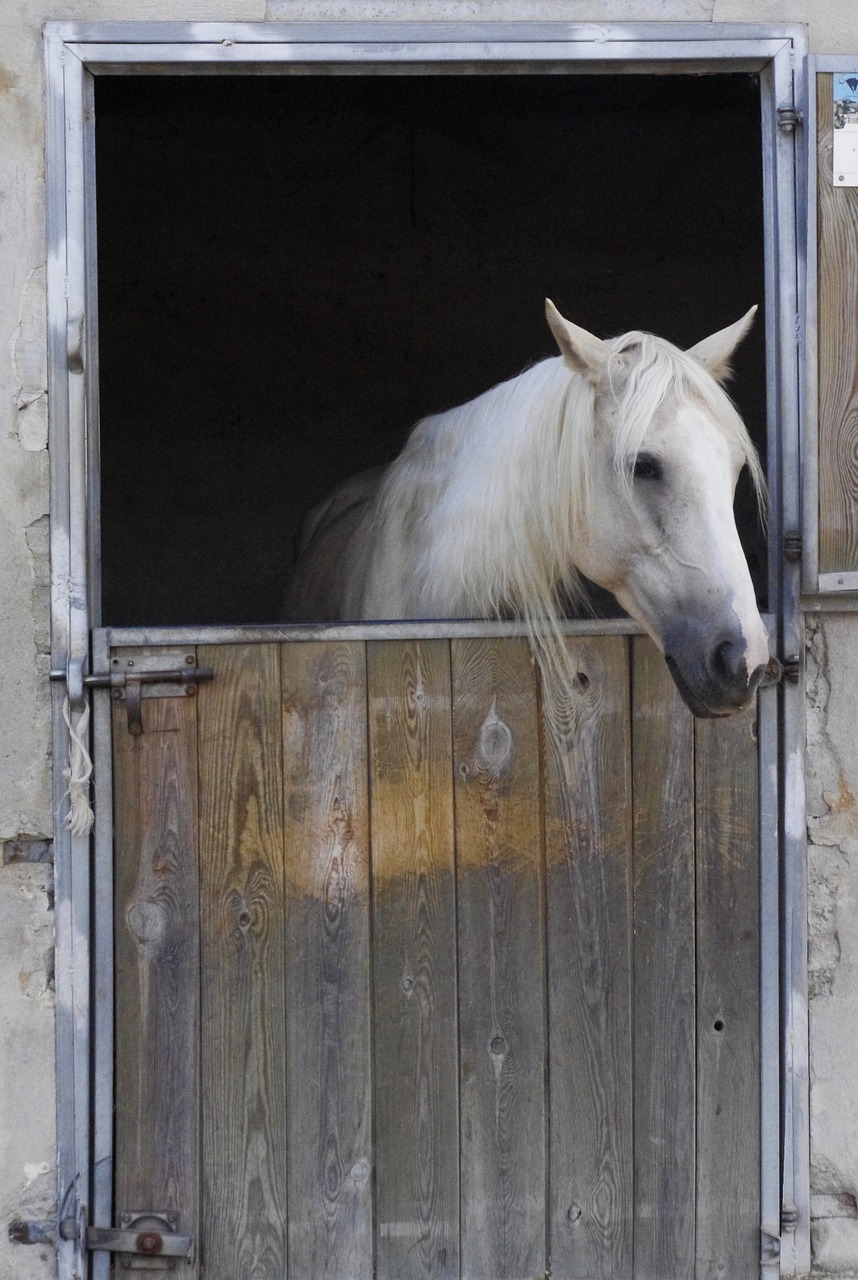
[95, 72, 766, 626]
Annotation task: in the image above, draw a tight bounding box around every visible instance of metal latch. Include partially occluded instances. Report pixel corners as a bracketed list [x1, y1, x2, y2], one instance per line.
[86, 1212, 194, 1270]
[50, 649, 214, 735]
[106, 650, 214, 736]
[101, 649, 213, 735]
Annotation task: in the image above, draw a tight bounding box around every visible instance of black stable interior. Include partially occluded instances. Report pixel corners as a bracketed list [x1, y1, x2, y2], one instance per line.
[95, 72, 767, 626]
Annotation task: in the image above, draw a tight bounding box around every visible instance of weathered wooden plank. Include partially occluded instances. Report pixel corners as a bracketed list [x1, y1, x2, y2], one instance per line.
[451, 637, 546, 1280]
[631, 638, 696, 1280]
[543, 637, 634, 1280]
[113, 691, 200, 1276]
[196, 644, 289, 1279]
[368, 639, 459, 1280]
[695, 707, 760, 1280]
[818, 72, 858, 573]
[281, 641, 373, 1280]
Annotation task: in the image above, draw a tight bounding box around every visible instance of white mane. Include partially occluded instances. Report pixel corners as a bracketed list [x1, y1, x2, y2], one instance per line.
[375, 335, 765, 643]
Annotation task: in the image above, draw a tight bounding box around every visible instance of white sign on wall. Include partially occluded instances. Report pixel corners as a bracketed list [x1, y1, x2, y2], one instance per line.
[834, 73, 858, 186]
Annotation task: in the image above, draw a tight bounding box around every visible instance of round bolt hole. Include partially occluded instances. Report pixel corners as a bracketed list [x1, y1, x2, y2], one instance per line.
[713, 1019, 724, 1033]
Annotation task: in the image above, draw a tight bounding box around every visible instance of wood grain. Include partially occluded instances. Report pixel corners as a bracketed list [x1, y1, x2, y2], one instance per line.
[368, 640, 459, 1280]
[109, 635, 764, 1280]
[631, 638, 696, 1280]
[281, 641, 372, 1280]
[543, 637, 634, 1280]
[113, 691, 200, 1276]
[818, 72, 858, 573]
[695, 708, 760, 1280]
[451, 637, 546, 1280]
[196, 644, 289, 1280]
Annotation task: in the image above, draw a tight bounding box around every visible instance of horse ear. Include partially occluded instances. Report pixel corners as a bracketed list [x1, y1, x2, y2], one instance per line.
[545, 299, 607, 375]
[685, 306, 758, 382]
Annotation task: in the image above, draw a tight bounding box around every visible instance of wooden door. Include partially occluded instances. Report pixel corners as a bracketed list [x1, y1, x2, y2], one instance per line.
[111, 634, 760, 1280]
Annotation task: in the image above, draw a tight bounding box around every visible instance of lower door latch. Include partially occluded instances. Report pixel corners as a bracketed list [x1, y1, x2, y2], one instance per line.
[86, 1212, 194, 1270]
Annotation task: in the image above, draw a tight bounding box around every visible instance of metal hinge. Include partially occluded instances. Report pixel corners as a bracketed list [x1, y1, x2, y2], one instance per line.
[760, 655, 801, 688]
[86, 1211, 194, 1270]
[783, 529, 802, 563]
[777, 105, 803, 131]
[761, 1222, 781, 1266]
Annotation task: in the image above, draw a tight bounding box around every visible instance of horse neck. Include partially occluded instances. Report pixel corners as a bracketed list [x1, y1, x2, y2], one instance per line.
[387, 356, 587, 617]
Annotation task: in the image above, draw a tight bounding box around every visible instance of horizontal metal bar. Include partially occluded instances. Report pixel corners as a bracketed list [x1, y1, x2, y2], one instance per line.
[51, 666, 214, 689]
[86, 1226, 193, 1259]
[817, 570, 858, 593]
[46, 20, 805, 45]
[96, 614, 776, 648]
[814, 55, 858, 71]
[803, 593, 858, 612]
[67, 40, 789, 70]
[100, 620, 647, 648]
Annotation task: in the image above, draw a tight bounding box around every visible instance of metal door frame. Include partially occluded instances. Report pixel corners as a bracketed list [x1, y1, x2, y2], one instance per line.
[45, 21, 808, 1278]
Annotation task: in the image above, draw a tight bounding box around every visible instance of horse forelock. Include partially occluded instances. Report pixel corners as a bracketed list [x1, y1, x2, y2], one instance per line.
[603, 332, 766, 515]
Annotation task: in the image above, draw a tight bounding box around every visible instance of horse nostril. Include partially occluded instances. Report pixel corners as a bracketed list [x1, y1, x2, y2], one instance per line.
[710, 637, 747, 686]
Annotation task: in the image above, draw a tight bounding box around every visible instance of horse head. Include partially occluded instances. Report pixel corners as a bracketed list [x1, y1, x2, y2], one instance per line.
[546, 299, 769, 718]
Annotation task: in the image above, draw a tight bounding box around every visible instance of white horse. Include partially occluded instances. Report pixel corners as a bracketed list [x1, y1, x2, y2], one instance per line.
[283, 300, 769, 717]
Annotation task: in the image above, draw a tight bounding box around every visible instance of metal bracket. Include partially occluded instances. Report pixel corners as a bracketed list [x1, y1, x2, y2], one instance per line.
[86, 1212, 194, 1270]
[50, 655, 88, 712]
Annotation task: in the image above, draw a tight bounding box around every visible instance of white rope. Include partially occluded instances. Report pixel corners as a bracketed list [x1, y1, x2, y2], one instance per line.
[62, 696, 95, 838]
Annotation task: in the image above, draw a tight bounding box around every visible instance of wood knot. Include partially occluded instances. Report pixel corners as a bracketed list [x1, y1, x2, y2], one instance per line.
[126, 900, 167, 946]
[477, 697, 513, 770]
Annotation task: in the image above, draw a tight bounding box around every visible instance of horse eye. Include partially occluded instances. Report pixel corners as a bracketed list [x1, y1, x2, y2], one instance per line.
[632, 453, 663, 481]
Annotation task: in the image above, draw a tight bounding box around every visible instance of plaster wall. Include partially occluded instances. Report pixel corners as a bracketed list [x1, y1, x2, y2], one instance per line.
[1, 2, 856, 1278]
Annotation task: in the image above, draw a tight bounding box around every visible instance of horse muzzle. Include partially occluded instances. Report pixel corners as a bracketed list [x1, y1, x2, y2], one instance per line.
[662, 621, 766, 718]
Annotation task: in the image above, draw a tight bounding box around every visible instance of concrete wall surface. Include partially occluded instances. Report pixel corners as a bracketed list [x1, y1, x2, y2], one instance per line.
[807, 616, 858, 1278]
[1, 1, 857, 1277]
